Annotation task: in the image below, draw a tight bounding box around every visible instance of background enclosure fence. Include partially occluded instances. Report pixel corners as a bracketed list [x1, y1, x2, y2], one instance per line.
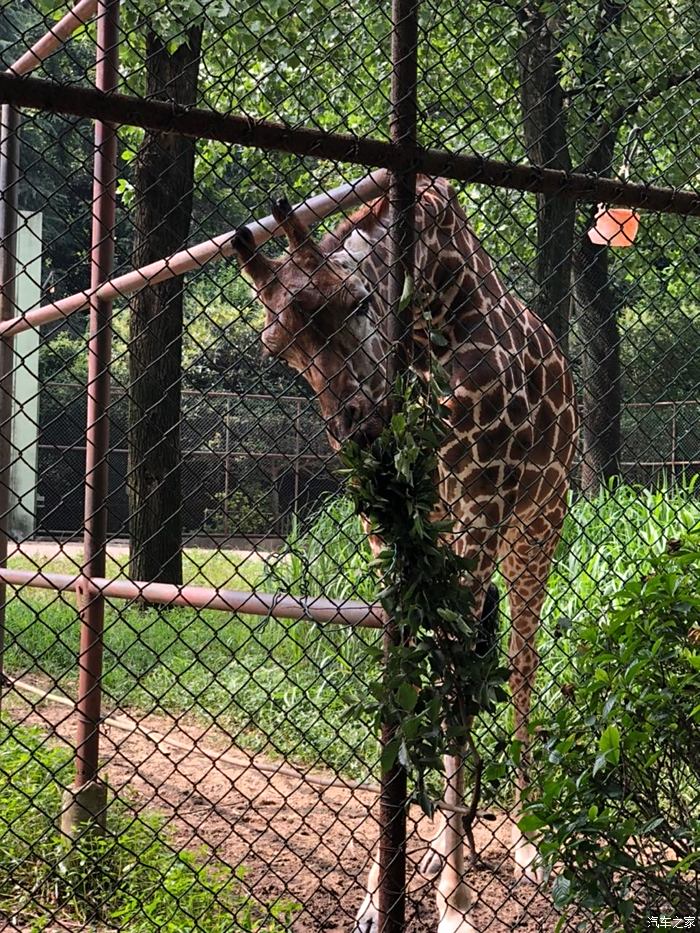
[37, 384, 339, 539]
[0, 0, 699, 931]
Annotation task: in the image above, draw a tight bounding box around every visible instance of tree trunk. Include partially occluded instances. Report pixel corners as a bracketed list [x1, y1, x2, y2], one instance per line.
[517, 12, 575, 353]
[128, 27, 202, 584]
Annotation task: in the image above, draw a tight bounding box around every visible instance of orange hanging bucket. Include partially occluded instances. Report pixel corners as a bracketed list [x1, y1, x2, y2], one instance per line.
[587, 204, 640, 247]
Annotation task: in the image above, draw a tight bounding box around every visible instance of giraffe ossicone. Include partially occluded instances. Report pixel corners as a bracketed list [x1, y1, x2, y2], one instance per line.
[231, 175, 577, 931]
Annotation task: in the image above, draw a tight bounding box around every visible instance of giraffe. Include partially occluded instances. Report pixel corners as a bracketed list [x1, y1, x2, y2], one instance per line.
[231, 175, 577, 932]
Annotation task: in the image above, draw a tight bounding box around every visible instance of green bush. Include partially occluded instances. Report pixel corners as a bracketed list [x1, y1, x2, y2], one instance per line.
[524, 533, 700, 931]
[0, 719, 297, 931]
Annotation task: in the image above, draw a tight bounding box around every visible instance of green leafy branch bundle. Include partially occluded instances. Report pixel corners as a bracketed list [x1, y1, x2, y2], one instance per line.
[340, 367, 508, 812]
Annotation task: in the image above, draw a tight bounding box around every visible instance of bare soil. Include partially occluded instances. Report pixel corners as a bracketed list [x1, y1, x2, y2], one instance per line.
[3, 687, 569, 932]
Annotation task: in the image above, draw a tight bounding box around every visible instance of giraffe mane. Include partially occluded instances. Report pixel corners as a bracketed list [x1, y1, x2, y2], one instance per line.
[320, 196, 389, 252]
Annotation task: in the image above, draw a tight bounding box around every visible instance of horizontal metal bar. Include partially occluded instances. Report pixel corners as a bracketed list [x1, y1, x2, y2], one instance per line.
[0, 168, 390, 338]
[620, 460, 700, 467]
[46, 383, 311, 404]
[38, 443, 328, 461]
[625, 400, 699, 409]
[6, 0, 98, 77]
[0, 567, 383, 627]
[1, 73, 699, 216]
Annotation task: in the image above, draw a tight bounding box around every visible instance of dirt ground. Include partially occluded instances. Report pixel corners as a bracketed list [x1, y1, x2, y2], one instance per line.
[3, 685, 568, 932]
[7, 539, 271, 564]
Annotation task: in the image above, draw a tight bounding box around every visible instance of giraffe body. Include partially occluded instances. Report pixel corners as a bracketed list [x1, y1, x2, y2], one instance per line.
[232, 176, 577, 932]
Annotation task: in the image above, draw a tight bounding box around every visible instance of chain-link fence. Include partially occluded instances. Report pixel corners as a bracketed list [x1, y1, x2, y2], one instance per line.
[0, 1, 699, 931]
[36, 384, 338, 539]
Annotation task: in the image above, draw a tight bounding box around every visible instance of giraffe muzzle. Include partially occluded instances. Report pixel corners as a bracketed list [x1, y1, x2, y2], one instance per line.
[330, 401, 384, 448]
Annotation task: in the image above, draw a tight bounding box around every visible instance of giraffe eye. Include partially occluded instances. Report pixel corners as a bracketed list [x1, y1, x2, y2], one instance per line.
[356, 297, 370, 316]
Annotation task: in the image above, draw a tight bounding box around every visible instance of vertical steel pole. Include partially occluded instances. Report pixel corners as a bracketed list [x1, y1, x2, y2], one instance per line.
[294, 398, 301, 516]
[0, 104, 20, 698]
[379, 2, 419, 931]
[224, 397, 231, 537]
[74, 0, 119, 789]
[671, 401, 677, 487]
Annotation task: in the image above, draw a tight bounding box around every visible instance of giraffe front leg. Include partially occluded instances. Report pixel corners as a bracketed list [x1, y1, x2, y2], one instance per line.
[507, 590, 546, 886]
[435, 754, 477, 933]
[354, 852, 380, 932]
[419, 568, 500, 883]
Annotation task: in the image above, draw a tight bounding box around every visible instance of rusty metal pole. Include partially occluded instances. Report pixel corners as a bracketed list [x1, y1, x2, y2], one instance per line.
[7, 0, 99, 77]
[0, 103, 21, 699]
[62, 0, 119, 842]
[378, 1, 419, 931]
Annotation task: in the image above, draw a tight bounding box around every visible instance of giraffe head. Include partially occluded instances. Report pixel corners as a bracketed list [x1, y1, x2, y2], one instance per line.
[231, 198, 391, 450]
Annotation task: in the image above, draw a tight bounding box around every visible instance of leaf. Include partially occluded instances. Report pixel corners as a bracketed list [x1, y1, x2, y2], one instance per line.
[380, 738, 400, 775]
[397, 682, 418, 712]
[398, 275, 414, 312]
[551, 875, 571, 908]
[598, 725, 621, 765]
[592, 753, 608, 776]
[518, 812, 545, 834]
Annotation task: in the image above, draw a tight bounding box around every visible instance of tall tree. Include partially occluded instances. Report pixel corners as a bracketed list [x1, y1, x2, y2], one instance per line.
[517, 4, 575, 353]
[509, 0, 698, 493]
[128, 25, 202, 584]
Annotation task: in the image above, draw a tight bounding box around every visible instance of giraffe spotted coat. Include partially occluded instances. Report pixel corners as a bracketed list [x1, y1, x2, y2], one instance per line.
[232, 175, 578, 933]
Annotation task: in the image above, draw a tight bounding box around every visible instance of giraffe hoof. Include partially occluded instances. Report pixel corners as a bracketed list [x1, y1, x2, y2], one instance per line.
[437, 895, 477, 933]
[353, 897, 378, 933]
[418, 847, 444, 879]
[438, 914, 478, 933]
[513, 839, 545, 886]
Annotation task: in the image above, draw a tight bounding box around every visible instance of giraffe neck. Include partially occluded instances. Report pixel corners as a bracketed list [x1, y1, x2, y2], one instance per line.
[326, 181, 528, 380]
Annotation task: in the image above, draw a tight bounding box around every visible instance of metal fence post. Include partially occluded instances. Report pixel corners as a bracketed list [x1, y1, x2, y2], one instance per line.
[224, 395, 231, 537]
[0, 103, 20, 700]
[62, 0, 120, 842]
[294, 398, 301, 517]
[379, 1, 420, 930]
[671, 401, 678, 487]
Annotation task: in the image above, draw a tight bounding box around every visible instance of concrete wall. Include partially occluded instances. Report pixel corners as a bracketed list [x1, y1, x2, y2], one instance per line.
[9, 212, 42, 540]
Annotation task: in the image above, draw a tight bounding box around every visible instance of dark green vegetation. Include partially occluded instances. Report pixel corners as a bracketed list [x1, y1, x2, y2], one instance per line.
[339, 372, 507, 811]
[0, 720, 296, 931]
[524, 534, 700, 932]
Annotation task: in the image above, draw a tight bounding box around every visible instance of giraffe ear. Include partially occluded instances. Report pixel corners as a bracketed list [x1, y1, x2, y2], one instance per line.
[272, 196, 294, 222]
[230, 226, 275, 283]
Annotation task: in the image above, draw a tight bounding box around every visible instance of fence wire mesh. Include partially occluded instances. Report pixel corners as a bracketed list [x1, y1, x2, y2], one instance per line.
[0, 1, 699, 931]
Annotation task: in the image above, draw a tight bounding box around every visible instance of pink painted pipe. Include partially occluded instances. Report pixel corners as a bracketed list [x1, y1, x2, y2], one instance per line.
[7, 0, 99, 77]
[0, 567, 384, 628]
[0, 169, 390, 339]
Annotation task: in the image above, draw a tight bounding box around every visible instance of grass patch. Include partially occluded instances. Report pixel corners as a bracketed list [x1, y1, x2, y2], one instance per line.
[5, 482, 700, 783]
[5, 539, 378, 777]
[0, 719, 296, 931]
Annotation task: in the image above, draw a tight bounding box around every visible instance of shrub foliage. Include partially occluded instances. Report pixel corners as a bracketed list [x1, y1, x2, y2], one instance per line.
[525, 533, 700, 930]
